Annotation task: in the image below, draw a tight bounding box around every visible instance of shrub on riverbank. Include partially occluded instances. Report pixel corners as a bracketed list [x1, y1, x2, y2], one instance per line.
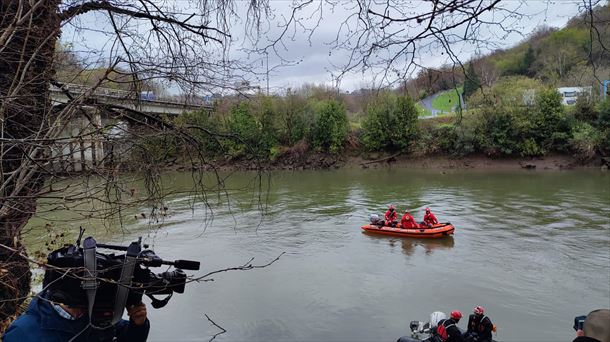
[597, 98, 610, 155]
[310, 99, 349, 153]
[416, 89, 610, 160]
[171, 93, 350, 160]
[133, 86, 609, 168]
[361, 93, 419, 152]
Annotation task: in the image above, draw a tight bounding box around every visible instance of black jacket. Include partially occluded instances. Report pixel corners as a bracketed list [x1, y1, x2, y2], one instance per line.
[572, 337, 602, 342]
[439, 318, 464, 342]
[3, 295, 149, 342]
[466, 314, 493, 342]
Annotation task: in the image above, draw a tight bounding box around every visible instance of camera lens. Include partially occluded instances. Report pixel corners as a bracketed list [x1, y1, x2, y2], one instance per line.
[160, 269, 187, 294]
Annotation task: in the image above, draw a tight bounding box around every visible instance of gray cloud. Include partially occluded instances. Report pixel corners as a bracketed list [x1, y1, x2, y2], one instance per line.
[61, 1, 584, 93]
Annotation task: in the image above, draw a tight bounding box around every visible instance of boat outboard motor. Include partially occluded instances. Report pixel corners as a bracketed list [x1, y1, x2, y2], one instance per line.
[409, 320, 430, 336]
[369, 213, 382, 225]
[410, 311, 446, 332]
[409, 321, 428, 334]
[429, 311, 446, 328]
[399, 311, 447, 342]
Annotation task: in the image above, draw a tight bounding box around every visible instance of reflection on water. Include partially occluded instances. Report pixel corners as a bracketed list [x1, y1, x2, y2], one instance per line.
[362, 232, 455, 256]
[401, 236, 455, 256]
[24, 169, 610, 342]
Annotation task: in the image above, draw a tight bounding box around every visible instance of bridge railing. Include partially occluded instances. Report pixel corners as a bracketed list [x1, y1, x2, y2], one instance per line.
[50, 83, 203, 107]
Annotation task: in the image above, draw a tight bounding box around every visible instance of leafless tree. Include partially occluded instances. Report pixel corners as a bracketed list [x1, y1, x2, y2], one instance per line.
[0, 0, 273, 329]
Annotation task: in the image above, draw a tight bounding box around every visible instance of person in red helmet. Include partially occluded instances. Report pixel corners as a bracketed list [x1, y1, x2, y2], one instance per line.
[465, 306, 494, 342]
[423, 207, 439, 227]
[400, 210, 418, 229]
[385, 205, 398, 227]
[436, 310, 465, 342]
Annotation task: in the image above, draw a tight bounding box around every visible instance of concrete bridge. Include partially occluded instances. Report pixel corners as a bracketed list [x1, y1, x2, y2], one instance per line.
[49, 83, 212, 173]
[50, 83, 209, 115]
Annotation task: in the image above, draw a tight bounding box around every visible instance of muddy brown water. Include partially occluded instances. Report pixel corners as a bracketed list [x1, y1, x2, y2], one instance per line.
[24, 169, 610, 341]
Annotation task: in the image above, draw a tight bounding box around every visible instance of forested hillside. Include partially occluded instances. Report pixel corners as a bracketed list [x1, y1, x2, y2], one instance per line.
[401, 4, 610, 100]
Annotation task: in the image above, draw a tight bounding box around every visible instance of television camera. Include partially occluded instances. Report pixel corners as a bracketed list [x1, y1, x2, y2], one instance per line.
[43, 228, 200, 331]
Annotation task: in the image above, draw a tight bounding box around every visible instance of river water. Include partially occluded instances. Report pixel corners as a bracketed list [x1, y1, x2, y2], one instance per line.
[24, 169, 610, 342]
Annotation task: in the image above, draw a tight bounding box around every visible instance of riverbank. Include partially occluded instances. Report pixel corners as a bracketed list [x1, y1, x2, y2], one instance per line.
[169, 151, 609, 172]
[351, 153, 605, 170]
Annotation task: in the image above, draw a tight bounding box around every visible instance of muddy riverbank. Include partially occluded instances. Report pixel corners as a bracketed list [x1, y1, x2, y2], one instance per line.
[166, 150, 608, 172]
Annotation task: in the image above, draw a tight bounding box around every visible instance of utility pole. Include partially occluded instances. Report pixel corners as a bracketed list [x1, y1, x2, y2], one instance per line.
[266, 51, 270, 95]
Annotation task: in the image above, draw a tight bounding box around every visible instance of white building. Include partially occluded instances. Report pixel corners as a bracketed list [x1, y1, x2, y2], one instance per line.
[557, 86, 592, 105]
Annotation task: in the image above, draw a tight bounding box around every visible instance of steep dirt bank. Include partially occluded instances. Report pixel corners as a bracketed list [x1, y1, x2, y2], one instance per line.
[170, 151, 608, 172]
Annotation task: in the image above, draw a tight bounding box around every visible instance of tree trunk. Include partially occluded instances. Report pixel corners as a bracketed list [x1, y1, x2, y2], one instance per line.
[0, 0, 61, 330]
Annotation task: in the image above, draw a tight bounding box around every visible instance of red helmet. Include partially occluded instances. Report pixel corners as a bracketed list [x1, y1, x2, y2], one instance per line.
[388, 205, 396, 210]
[474, 306, 485, 315]
[425, 207, 431, 212]
[450, 311, 463, 320]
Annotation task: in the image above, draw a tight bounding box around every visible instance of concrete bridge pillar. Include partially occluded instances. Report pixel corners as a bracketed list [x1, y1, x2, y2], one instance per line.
[51, 106, 106, 173]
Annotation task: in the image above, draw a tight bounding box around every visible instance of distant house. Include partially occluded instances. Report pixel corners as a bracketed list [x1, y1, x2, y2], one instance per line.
[557, 86, 592, 105]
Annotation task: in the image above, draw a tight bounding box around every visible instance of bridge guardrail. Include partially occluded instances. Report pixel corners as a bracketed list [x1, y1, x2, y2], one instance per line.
[50, 83, 203, 107]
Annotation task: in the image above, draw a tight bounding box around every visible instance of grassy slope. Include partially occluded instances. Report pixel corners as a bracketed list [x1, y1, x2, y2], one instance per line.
[416, 103, 431, 117]
[432, 87, 463, 112]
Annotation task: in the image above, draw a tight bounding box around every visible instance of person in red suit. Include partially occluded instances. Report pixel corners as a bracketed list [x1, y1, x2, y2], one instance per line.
[400, 210, 418, 229]
[384, 204, 398, 227]
[423, 207, 438, 227]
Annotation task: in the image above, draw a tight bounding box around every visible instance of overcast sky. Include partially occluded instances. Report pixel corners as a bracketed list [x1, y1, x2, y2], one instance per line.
[61, 0, 586, 94]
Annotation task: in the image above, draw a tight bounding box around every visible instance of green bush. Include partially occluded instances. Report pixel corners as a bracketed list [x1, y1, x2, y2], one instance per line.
[453, 123, 477, 156]
[257, 96, 280, 156]
[468, 104, 549, 157]
[520, 138, 545, 157]
[425, 121, 476, 157]
[570, 122, 601, 161]
[279, 91, 310, 145]
[476, 108, 525, 156]
[468, 76, 545, 109]
[534, 88, 572, 150]
[178, 109, 225, 156]
[311, 99, 349, 153]
[413, 126, 435, 154]
[433, 123, 458, 153]
[571, 96, 598, 123]
[598, 98, 610, 130]
[226, 102, 261, 157]
[361, 94, 419, 152]
[597, 98, 610, 155]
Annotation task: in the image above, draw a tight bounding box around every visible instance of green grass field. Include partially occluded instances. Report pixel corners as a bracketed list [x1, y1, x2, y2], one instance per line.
[432, 87, 463, 112]
[416, 103, 431, 117]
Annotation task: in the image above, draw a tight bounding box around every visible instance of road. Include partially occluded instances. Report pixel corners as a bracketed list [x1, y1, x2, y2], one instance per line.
[418, 92, 442, 119]
[419, 92, 439, 112]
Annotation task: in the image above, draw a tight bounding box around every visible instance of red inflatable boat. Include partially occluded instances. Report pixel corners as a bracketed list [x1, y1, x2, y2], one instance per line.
[361, 222, 455, 238]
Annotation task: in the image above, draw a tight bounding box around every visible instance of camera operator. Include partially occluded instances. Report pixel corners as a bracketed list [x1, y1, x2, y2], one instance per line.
[3, 233, 199, 342]
[573, 309, 610, 342]
[2, 290, 150, 342]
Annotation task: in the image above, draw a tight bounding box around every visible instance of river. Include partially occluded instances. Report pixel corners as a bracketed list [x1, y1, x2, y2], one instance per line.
[24, 169, 610, 341]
